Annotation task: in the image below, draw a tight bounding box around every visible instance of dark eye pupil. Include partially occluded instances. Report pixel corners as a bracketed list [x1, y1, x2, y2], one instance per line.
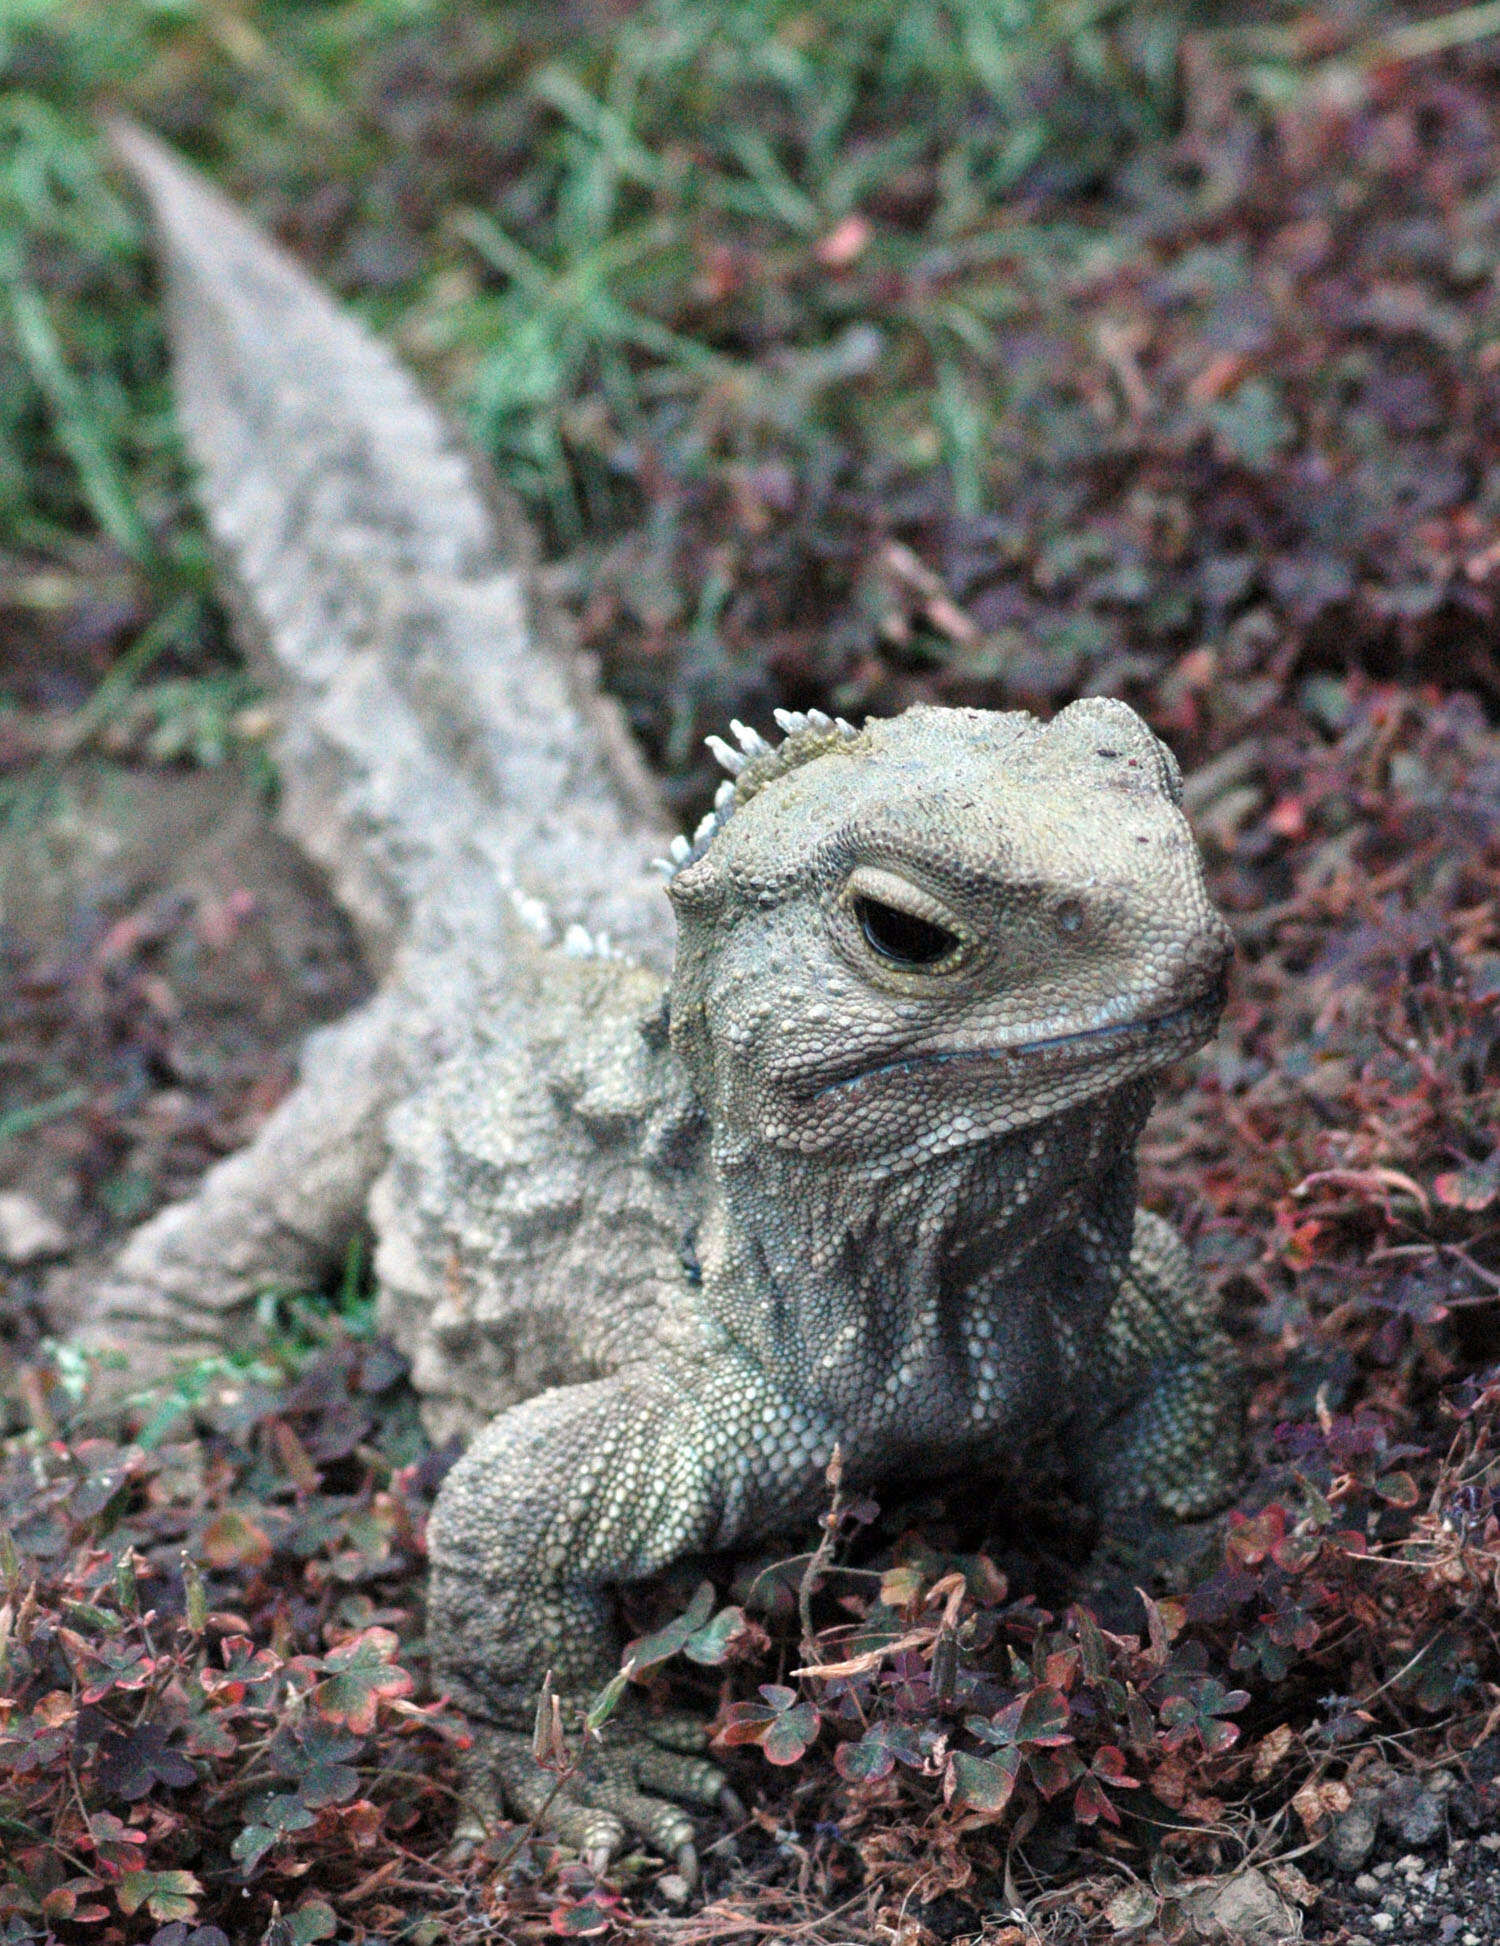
[855, 896, 958, 967]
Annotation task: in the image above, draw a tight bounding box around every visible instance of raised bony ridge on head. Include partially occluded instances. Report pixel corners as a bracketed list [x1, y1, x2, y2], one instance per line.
[653, 708, 861, 880]
[655, 693, 1183, 886]
[656, 697, 1231, 1164]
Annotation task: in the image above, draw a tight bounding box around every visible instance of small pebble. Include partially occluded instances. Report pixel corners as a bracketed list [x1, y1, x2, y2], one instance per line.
[1326, 1794, 1380, 1872]
[0, 1191, 67, 1264]
[1370, 1915, 1395, 1934]
[1354, 1874, 1381, 1898]
[1188, 1868, 1298, 1941]
[1381, 1774, 1445, 1846]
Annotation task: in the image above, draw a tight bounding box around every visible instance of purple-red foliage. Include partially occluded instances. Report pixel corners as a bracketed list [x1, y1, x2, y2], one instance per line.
[0, 1341, 466, 1944]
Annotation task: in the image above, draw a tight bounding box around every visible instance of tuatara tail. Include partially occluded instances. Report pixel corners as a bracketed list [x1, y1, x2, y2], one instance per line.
[54, 126, 674, 1382]
[108, 119, 670, 964]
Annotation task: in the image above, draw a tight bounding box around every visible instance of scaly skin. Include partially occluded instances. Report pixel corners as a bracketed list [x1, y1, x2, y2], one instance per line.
[425, 697, 1241, 1879]
[96, 135, 1241, 1887]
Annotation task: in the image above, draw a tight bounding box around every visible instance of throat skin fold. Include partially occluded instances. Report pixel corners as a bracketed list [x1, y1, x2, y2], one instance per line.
[695, 1080, 1155, 1460]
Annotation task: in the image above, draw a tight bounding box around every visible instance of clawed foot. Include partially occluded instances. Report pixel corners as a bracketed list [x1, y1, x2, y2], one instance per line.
[456, 1707, 742, 1886]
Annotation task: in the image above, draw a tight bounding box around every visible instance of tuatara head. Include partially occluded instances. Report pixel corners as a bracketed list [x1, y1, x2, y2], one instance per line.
[666, 698, 1231, 1164]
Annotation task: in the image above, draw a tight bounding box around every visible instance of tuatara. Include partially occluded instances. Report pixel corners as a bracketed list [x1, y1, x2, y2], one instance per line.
[79, 130, 1243, 1884]
[416, 698, 1239, 1877]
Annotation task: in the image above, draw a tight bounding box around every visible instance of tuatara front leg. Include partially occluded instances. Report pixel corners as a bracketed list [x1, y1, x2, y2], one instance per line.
[1071, 1207, 1243, 1572]
[426, 1353, 830, 1878]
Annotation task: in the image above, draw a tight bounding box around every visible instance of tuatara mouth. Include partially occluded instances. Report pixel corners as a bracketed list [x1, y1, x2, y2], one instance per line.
[1004, 976, 1228, 1061]
[810, 977, 1228, 1099]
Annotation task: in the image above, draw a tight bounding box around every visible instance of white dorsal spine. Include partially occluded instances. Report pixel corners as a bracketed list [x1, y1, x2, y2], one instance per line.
[704, 735, 746, 776]
[660, 711, 863, 882]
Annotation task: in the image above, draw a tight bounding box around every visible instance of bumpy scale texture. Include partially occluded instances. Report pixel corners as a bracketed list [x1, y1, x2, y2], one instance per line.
[98, 135, 1242, 1884]
[420, 698, 1241, 1875]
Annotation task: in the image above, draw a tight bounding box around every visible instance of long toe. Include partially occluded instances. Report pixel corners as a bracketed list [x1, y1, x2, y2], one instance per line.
[641, 1711, 713, 1753]
[551, 1797, 630, 1865]
[493, 1743, 628, 1863]
[632, 1742, 729, 1808]
[584, 1773, 699, 1861]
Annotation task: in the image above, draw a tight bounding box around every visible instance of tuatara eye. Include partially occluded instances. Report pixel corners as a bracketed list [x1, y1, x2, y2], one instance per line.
[855, 895, 960, 968]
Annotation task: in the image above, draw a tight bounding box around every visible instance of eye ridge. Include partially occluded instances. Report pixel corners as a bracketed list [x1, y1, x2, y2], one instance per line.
[855, 894, 959, 968]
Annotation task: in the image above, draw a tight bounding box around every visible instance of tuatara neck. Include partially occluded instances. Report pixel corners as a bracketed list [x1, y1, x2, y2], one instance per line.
[696, 1080, 1155, 1448]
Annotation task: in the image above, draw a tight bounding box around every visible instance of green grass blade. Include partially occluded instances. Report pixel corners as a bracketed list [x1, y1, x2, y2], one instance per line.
[4, 278, 153, 564]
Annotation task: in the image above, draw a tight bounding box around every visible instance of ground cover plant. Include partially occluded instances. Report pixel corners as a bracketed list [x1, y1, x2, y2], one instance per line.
[4, 0, 1500, 1939]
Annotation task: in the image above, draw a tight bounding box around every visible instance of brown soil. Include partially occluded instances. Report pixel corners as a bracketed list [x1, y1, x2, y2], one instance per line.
[0, 754, 368, 1344]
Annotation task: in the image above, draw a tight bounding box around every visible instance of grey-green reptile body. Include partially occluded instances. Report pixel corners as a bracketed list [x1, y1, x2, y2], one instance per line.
[87, 131, 1243, 1880]
[409, 702, 1239, 1872]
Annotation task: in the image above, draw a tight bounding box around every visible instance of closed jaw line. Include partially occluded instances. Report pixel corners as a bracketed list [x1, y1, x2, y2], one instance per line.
[811, 982, 1226, 1099]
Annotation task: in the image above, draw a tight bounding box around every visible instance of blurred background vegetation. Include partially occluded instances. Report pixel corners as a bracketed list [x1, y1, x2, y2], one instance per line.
[4, 0, 1500, 808]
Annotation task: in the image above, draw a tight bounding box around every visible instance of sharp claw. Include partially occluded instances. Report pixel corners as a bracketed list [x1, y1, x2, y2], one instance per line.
[452, 1808, 488, 1846]
[717, 1785, 746, 1825]
[674, 1840, 700, 1890]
